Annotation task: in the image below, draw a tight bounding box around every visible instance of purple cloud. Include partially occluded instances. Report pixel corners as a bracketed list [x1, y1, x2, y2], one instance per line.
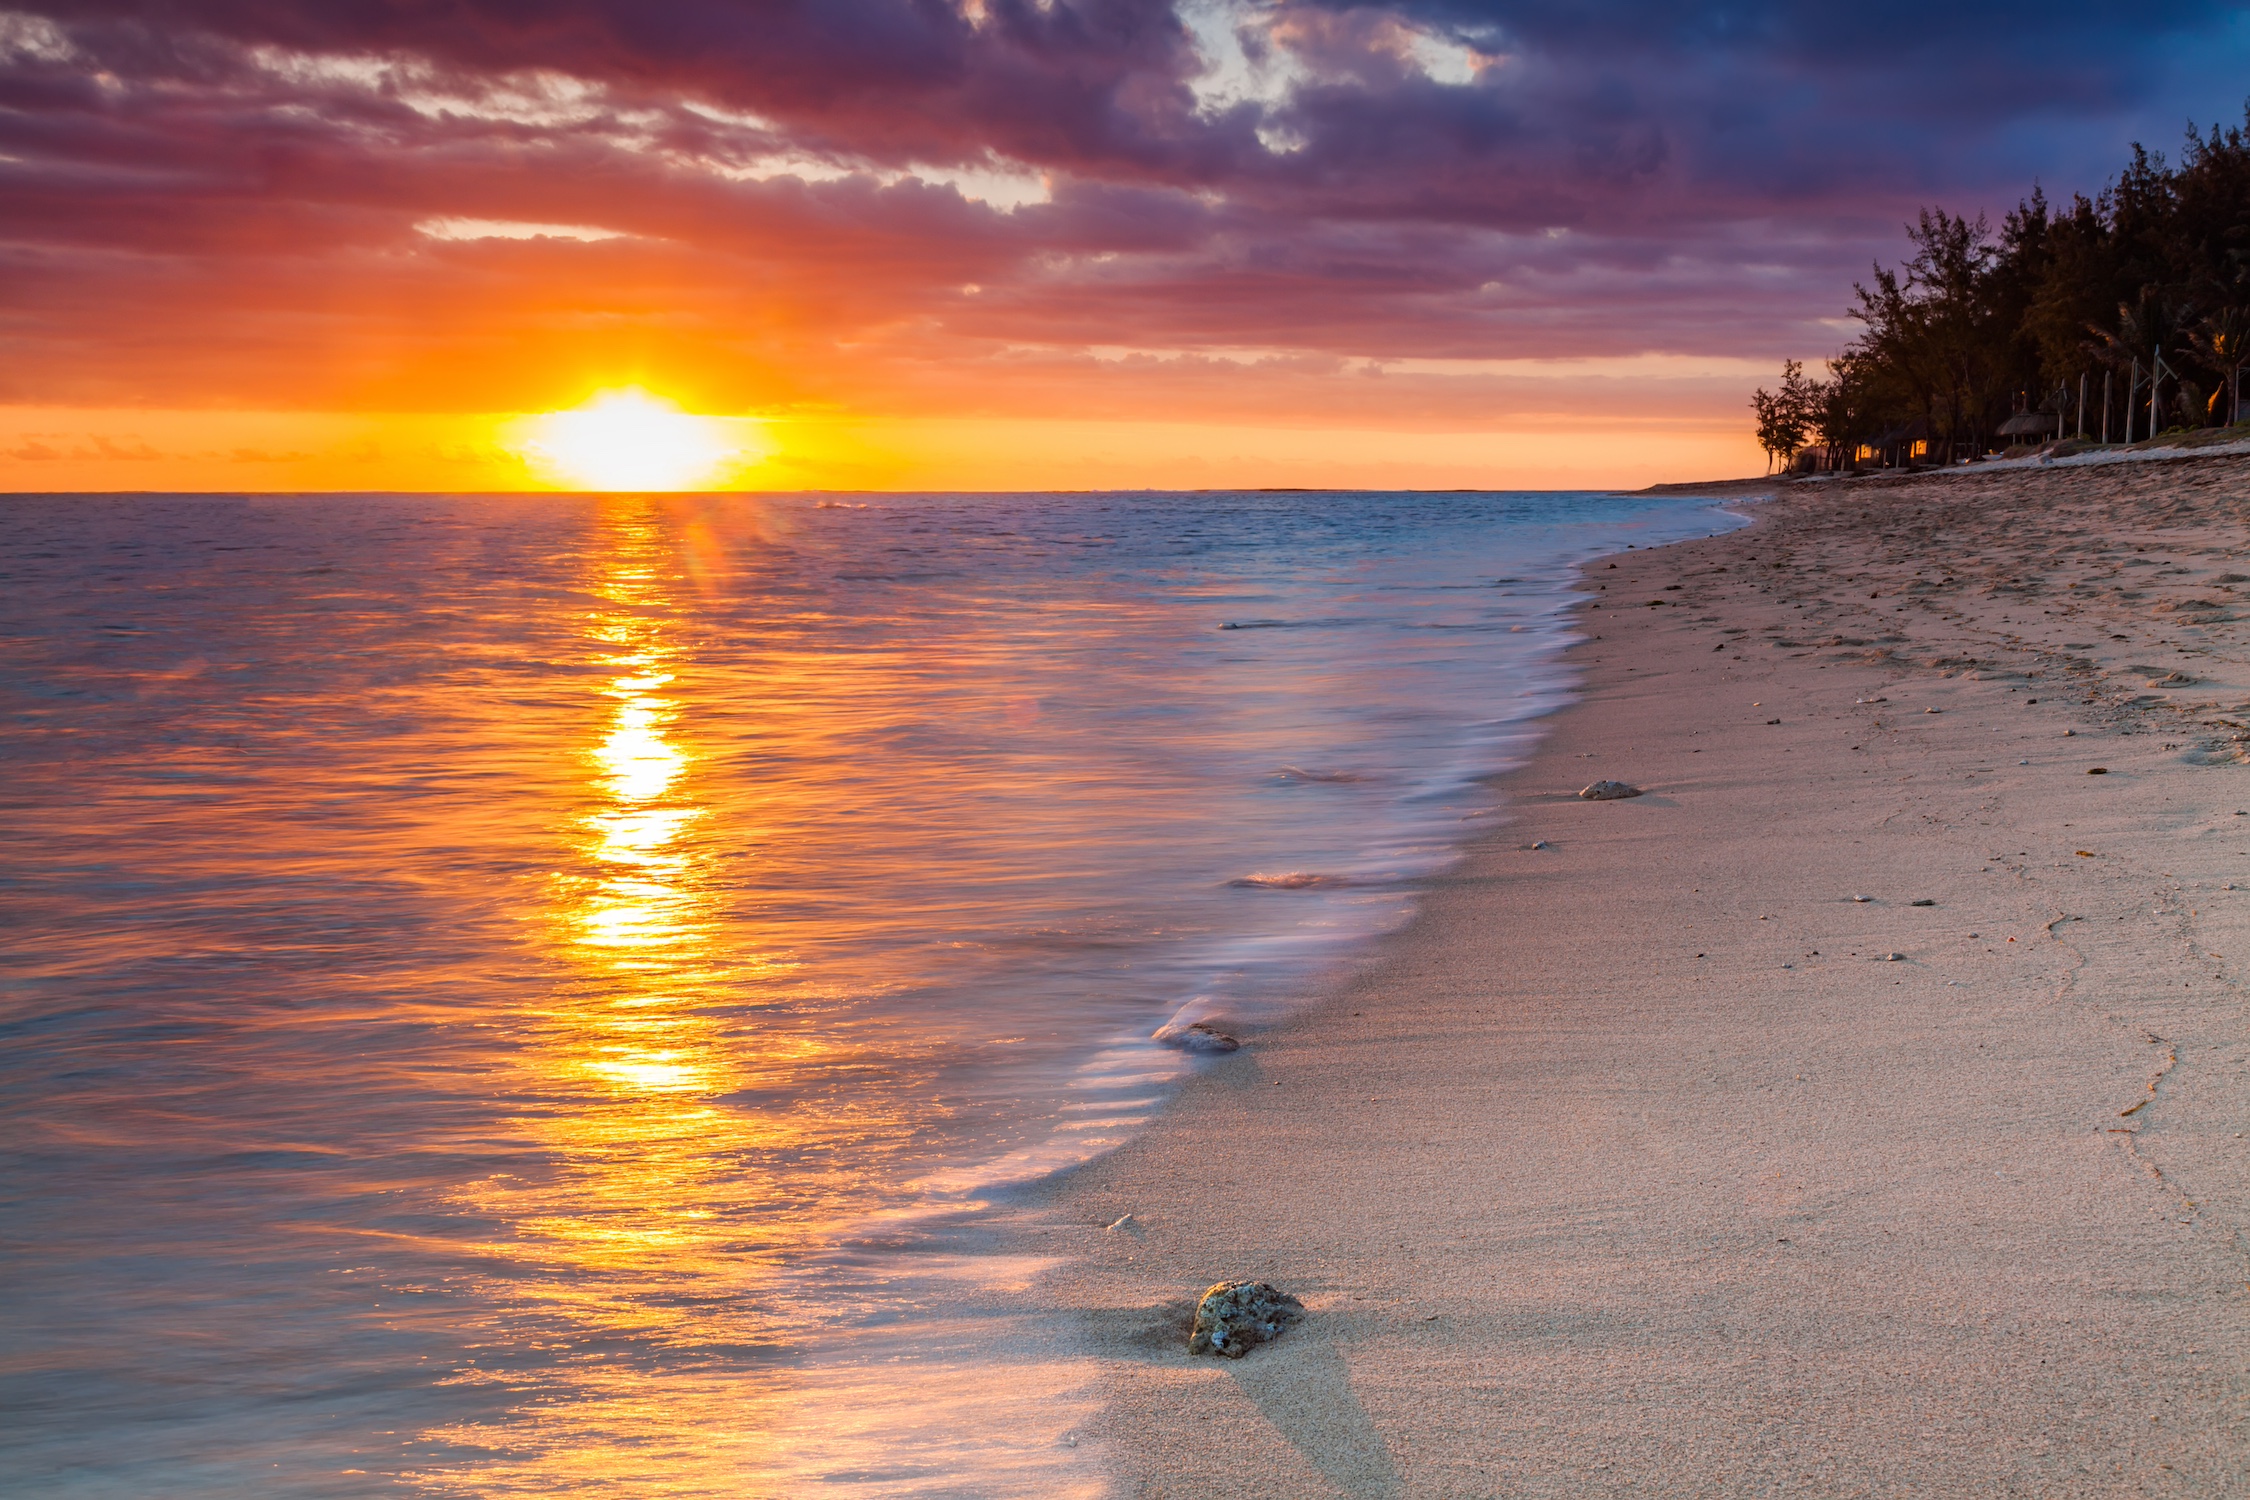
[3, 1, 2247, 412]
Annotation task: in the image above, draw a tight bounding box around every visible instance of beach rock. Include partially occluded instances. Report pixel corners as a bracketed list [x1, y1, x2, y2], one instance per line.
[1153, 1020, 1240, 1053]
[1188, 1280, 1303, 1358]
[1910, 899, 1936, 907]
[1578, 780, 1643, 801]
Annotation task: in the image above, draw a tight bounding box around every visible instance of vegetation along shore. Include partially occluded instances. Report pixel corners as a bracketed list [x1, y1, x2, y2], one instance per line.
[1754, 109, 2250, 472]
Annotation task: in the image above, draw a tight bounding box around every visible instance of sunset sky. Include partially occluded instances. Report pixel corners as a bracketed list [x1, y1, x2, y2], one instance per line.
[6, 1, 2250, 491]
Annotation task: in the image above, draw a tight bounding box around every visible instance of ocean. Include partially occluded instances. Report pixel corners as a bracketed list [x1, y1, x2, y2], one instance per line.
[0, 488, 1741, 1495]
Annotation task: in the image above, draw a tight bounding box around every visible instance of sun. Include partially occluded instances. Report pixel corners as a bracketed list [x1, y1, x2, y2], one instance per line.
[518, 389, 746, 491]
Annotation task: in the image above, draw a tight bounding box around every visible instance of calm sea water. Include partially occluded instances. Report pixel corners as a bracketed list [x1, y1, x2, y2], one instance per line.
[0, 489, 1739, 1495]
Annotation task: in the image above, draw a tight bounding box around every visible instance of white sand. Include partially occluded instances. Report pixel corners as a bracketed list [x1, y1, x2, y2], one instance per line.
[1024, 455, 2250, 1496]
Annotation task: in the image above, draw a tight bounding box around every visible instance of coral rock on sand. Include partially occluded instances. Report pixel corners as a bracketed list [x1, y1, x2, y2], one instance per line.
[1188, 1281, 1304, 1358]
[1153, 1020, 1241, 1053]
[1578, 780, 1643, 801]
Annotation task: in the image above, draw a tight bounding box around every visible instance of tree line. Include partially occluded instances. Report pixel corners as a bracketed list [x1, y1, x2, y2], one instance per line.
[1754, 105, 2250, 471]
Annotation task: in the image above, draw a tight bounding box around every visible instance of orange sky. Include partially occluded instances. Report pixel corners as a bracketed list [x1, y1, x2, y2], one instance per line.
[0, 383, 1766, 495]
[3, 202, 1773, 491]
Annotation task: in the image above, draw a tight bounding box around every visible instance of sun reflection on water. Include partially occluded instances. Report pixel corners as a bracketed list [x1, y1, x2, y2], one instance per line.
[414, 503, 814, 1494]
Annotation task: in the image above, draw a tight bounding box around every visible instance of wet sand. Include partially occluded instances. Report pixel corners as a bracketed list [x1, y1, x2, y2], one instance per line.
[1028, 454, 2250, 1496]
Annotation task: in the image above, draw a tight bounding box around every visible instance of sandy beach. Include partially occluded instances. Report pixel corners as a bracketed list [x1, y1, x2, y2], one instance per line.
[1029, 454, 2250, 1496]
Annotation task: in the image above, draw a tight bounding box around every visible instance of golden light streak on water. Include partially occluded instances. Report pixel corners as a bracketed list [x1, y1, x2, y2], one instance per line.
[411, 502, 821, 1495]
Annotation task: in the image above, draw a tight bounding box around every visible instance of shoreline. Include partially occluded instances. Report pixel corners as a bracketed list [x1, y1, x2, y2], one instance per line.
[1025, 453, 2250, 1495]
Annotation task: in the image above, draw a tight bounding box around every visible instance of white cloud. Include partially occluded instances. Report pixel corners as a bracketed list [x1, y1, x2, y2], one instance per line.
[247, 48, 647, 132]
[416, 217, 629, 242]
[908, 160, 1052, 210]
[703, 149, 862, 185]
[1180, 2, 1491, 148]
[1019, 343, 1773, 381]
[1404, 28, 1489, 87]
[233, 39, 1053, 213]
[678, 99, 785, 132]
[1362, 353, 1776, 379]
[1182, 0, 1307, 116]
[707, 150, 1052, 209]
[0, 10, 74, 63]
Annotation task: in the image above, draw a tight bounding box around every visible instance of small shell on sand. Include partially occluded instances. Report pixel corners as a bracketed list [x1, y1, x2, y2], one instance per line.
[1578, 780, 1643, 801]
[1154, 1020, 1241, 1053]
[1884, 953, 1906, 962]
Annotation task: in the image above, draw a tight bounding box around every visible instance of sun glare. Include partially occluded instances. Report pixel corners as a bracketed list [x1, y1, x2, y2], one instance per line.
[521, 390, 745, 491]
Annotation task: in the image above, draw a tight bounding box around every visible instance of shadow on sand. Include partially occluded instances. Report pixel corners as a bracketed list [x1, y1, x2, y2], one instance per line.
[1223, 1321, 1401, 1497]
[1093, 1296, 1401, 1497]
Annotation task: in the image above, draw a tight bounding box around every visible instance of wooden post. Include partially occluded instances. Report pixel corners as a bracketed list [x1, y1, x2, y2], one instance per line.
[2103, 368, 2112, 443]
[2151, 346, 2163, 439]
[2078, 372, 2087, 438]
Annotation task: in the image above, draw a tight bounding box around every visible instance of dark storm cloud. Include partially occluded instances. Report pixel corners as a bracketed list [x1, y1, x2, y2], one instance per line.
[2, 0, 2246, 407]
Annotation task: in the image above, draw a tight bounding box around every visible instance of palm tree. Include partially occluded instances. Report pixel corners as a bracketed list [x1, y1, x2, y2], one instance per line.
[2092, 290, 2197, 439]
[2190, 305, 2250, 426]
